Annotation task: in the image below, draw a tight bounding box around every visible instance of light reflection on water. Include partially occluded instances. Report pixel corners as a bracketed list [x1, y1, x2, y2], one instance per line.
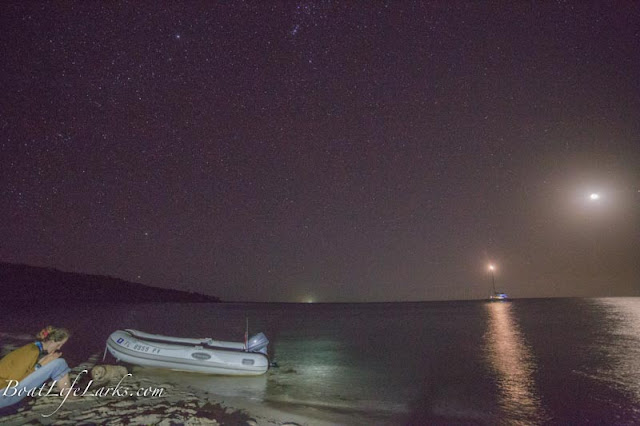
[484, 302, 547, 424]
[594, 298, 640, 402]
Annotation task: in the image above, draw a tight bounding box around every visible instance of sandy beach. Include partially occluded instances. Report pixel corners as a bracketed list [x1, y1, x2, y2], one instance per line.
[0, 358, 344, 426]
[0, 338, 348, 426]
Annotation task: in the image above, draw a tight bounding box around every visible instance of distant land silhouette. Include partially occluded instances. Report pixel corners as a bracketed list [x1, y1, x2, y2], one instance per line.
[0, 262, 220, 305]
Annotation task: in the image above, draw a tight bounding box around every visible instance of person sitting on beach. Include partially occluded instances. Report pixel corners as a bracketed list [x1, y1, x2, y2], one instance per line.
[0, 326, 74, 409]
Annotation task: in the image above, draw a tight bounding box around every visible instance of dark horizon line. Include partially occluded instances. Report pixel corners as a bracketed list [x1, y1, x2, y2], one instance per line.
[2, 261, 635, 304]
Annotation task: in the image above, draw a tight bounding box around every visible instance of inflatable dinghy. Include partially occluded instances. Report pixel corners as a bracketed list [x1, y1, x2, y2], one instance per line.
[106, 329, 269, 376]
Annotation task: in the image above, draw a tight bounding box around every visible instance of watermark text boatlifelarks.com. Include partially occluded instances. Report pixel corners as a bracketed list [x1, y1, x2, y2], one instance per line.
[2, 370, 165, 417]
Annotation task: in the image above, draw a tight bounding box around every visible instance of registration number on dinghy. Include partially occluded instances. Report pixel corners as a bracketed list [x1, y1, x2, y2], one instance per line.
[116, 337, 162, 354]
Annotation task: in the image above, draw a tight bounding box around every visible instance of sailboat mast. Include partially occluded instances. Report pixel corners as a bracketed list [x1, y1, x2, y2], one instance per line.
[488, 264, 496, 294]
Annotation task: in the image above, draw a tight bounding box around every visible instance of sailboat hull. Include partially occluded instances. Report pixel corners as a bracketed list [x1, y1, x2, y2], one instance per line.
[489, 292, 509, 301]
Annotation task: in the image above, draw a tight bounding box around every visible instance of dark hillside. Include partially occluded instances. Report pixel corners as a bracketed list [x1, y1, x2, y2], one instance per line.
[0, 262, 220, 306]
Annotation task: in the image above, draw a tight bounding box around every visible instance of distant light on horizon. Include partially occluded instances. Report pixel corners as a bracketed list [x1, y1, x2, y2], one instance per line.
[488, 264, 496, 271]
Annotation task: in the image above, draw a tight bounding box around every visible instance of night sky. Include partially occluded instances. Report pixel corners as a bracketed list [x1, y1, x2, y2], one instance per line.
[1, 2, 639, 302]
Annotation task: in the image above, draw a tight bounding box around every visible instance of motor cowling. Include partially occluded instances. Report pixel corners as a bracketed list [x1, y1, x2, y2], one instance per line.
[247, 332, 269, 354]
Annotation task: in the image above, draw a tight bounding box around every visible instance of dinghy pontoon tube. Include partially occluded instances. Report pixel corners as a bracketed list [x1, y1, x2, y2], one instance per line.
[106, 329, 269, 376]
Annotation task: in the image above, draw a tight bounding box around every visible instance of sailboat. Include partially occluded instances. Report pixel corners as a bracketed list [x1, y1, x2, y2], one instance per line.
[489, 291, 508, 301]
[487, 264, 508, 301]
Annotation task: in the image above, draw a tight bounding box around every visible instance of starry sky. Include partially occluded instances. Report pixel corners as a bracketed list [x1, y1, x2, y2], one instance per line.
[1, 1, 639, 302]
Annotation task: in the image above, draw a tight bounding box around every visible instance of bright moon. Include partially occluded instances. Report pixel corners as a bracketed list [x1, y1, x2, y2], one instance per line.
[590, 193, 600, 200]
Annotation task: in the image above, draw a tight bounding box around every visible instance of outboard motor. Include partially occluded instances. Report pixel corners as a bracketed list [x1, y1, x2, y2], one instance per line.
[247, 332, 269, 355]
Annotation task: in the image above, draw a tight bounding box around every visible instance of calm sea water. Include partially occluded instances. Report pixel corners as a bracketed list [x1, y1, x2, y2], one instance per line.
[3, 298, 640, 424]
